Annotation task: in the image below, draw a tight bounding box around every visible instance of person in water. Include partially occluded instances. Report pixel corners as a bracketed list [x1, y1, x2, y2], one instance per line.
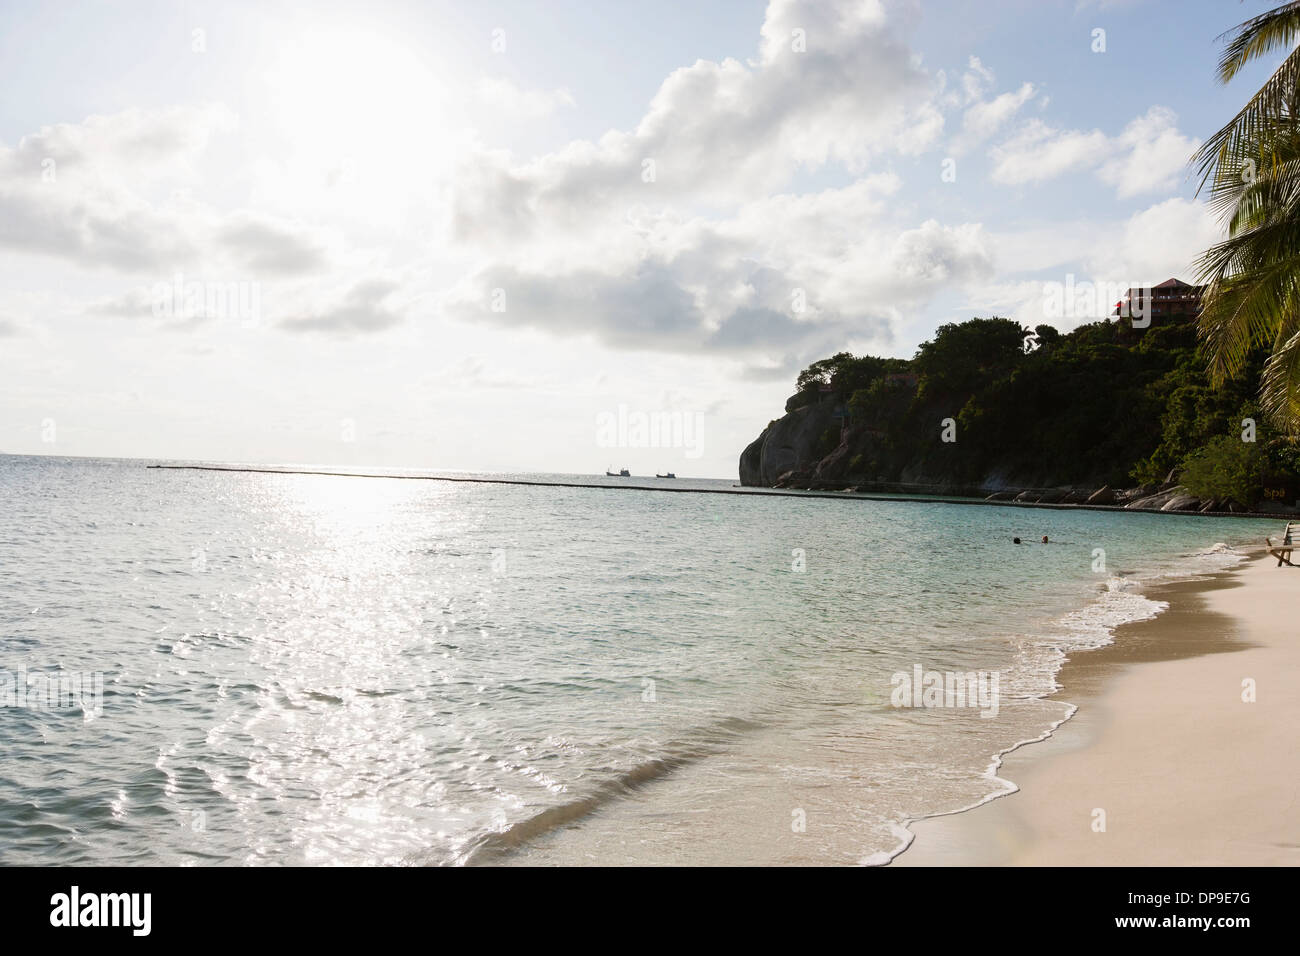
[1042, 535, 1049, 543]
[1013, 537, 1021, 544]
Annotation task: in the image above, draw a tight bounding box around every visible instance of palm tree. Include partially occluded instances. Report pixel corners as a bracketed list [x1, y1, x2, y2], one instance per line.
[1193, 2, 1300, 434]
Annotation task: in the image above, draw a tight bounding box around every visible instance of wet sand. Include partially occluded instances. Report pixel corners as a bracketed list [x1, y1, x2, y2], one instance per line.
[894, 552, 1300, 866]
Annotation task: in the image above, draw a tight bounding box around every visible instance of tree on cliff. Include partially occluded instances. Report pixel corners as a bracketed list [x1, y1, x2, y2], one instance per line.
[912, 317, 1026, 401]
[767, 310, 1299, 497]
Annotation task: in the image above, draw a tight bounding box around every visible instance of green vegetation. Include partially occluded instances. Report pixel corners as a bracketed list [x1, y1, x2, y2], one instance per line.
[783, 310, 1299, 502]
[1193, 2, 1300, 434]
[1179, 435, 1263, 506]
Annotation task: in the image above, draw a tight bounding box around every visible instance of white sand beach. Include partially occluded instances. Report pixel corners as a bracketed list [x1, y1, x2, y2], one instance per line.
[895, 551, 1300, 866]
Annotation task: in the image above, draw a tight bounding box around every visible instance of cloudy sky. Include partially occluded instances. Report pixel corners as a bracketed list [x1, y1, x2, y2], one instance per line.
[0, 0, 1284, 475]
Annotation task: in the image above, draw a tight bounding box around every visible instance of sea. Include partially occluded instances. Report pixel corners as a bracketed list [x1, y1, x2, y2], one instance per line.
[0, 454, 1277, 865]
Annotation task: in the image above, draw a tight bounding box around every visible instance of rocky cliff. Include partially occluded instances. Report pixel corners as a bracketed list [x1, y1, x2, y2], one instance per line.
[738, 401, 837, 487]
[739, 399, 1275, 513]
[739, 315, 1300, 512]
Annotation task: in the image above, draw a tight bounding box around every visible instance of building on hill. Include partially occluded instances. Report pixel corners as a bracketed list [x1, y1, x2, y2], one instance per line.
[1112, 277, 1205, 320]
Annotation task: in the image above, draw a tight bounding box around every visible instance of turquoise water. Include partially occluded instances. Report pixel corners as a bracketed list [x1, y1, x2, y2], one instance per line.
[0, 455, 1276, 865]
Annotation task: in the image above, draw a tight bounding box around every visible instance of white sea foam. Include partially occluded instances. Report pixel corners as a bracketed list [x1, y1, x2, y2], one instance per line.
[1190, 542, 1246, 571]
[1056, 577, 1167, 652]
[1053, 543, 1243, 653]
[877, 539, 1254, 867]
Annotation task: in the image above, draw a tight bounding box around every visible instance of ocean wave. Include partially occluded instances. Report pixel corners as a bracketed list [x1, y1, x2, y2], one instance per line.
[444, 715, 763, 866]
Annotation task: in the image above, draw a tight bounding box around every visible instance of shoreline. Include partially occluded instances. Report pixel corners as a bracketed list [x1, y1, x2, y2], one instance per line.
[892, 550, 1300, 866]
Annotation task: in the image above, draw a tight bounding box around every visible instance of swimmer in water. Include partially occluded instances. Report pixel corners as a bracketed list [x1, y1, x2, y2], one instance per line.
[1013, 537, 1021, 544]
[1042, 535, 1049, 543]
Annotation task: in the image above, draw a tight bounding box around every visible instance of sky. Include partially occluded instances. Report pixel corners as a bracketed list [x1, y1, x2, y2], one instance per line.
[0, 0, 1288, 476]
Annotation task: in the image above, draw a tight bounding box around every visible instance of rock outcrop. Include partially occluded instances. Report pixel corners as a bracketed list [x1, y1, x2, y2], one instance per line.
[739, 401, 838, 487]
[1124, 488, 1181, 510]
[1086, 485, 1116, 505]
[738, 401, 1288, 514]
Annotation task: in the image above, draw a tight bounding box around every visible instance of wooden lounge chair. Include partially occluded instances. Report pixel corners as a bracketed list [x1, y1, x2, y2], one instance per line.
[1266, 521, 1296, 567]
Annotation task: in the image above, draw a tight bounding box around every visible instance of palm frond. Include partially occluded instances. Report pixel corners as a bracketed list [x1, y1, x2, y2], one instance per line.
[1191, 4, 1300, 434]
[1261, 316, 1300, 431]
[1192, 47, 1300, 196]
[1196, 257, 1300, 383]
[1217, 1, 1300, 84]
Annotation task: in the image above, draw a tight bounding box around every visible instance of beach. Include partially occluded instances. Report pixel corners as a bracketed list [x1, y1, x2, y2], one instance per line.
[895, 550, 1300, 866]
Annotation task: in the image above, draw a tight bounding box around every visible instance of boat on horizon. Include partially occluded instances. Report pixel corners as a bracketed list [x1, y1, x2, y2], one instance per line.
[656, 472, 676, 479]
[606, 467, 631, 477]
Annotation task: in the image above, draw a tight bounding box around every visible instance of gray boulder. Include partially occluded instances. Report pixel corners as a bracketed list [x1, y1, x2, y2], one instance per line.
[1119, 484, 1158, 503]
[1125, 489, 1181, 510]
[1086, 486, 1116, 505]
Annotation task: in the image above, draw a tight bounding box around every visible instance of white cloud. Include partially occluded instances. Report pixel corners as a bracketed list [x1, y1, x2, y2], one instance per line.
[449, 0, 941, 250]
[0, 105, 334, 277]
[438, 0, 986, 369]
[87, 287, 155, 318]
[216, 212, 330, 276]
[989, 118, 1109, 184]
[963, 56, 996, 100]
[445, 179, 992, 367]
[3, 104, 237, 179]
[1084, 196, 1219, 281]
[278, 277, 404, 334]
[953, 82, 1036, 154]
[1098, 106, 1198, 198]
[478, 77, 576, 117]
[990, 106, 1198, 197]
[885, 220, 995, 287]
